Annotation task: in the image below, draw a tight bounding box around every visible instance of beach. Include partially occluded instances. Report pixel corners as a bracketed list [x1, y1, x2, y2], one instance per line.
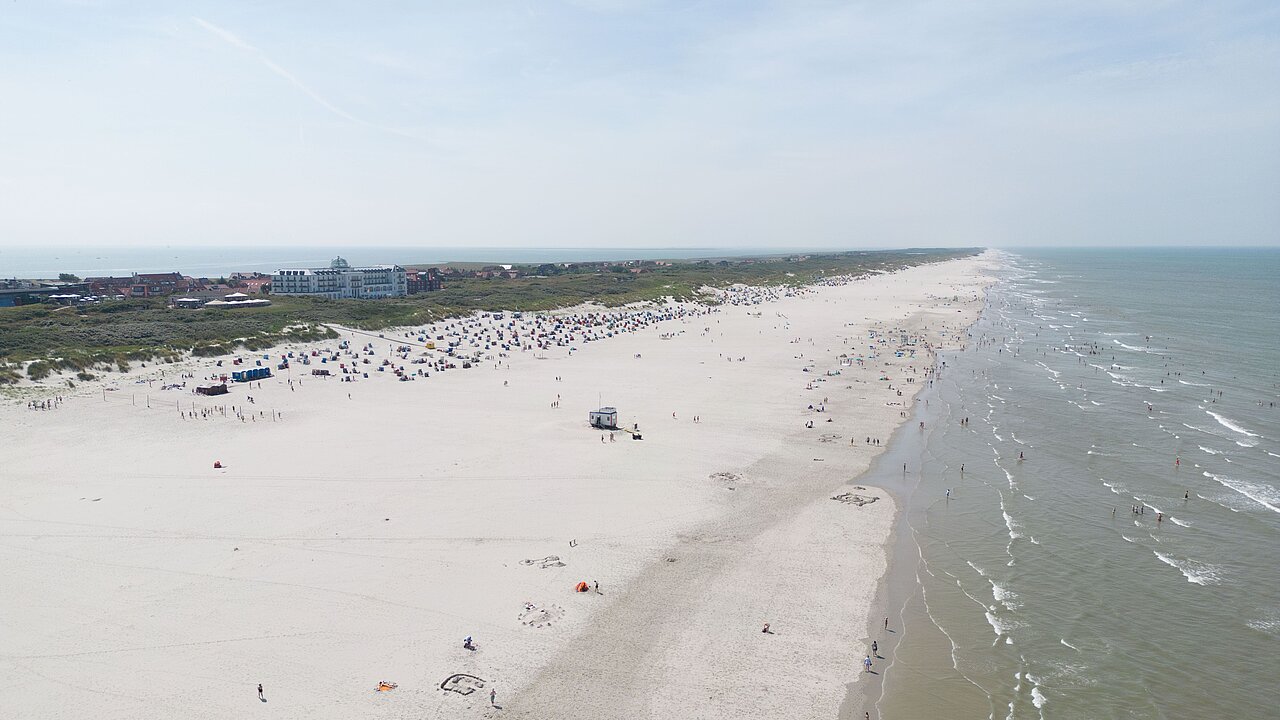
[0, 255, 992, 719]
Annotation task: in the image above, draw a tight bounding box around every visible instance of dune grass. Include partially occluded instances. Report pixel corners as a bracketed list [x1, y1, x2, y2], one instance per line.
[0, 248, 978, 381]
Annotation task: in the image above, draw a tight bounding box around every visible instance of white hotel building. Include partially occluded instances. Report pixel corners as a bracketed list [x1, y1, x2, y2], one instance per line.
[271, 257, 408, 299]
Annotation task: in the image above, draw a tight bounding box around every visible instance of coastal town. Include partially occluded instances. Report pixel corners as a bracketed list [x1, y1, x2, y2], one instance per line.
[0, 254, 816, 308]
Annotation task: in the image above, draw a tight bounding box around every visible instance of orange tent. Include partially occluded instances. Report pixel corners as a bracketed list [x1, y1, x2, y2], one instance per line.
[575, 581, 589, 593]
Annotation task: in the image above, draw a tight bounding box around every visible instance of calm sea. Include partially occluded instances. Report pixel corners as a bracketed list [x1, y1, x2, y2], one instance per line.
[873, 248, 1280, 719]
[0, 245, 850, 279]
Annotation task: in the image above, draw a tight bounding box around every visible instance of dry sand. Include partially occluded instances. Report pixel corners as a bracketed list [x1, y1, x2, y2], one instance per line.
[0, 254, 993, 719]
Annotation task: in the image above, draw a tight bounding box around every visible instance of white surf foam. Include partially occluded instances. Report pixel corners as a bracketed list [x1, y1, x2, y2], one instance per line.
[991, 580, 1020, 610]
[1002, 510, 1024, 539]
[1153, 551, 1223, 586]
[1206, 410, 1260, 438]
[1031, 685, 1048, 709]
[1205, 471, 1280, 514]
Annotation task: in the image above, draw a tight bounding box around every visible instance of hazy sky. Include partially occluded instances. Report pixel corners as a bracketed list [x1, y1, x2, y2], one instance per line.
[1, 1, 1277, 248]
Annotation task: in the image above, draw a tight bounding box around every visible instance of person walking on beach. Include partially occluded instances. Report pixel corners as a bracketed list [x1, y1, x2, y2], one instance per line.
[863, 655, 873, 673]
[884, 617, 889, 630]
[490, 688, 497, 706]
[257, 684, 264, 701]
[872, 640, 878, 656]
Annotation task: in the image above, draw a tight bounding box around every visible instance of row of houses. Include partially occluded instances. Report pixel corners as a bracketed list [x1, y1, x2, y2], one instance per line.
[81, 272, 273, 298]
[8, 254, 748, 307]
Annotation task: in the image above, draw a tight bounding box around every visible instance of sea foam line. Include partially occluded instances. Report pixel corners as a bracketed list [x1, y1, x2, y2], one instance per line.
[1205, 471, 1280, 514]
[1153, 551, 1223, 586]
[1206, 410, 1260, 438]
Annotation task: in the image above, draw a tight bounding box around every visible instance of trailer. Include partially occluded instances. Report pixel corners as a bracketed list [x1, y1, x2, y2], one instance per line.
[588, 407, 618, 429]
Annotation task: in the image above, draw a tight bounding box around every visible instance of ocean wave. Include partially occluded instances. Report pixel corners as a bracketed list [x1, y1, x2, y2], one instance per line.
[1101, 479, 1127, 495]
[1183, 422, 1233, 442]
[1031, 685, 1048, 710]
[1198, 445, 1222, 455]
[1060, 639, 1080, 652]
[1002, 510, 1025, 539]
[1153, 551, 1223, 586]
[1112, 339, 1156, 353]
[1178, 379, 1210, 387]
[1246, 613, 1280, 637]
[1169, 516, 1191, 527]
[984, 609, 1017, 638]
[1035, 361, 1060, 377]
[1205, 471, 1280, 514]
[991, 580, 1020, 610]
[1206, 410, 1260, 438]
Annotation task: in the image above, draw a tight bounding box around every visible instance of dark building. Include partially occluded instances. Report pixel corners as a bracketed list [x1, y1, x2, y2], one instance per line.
[85, 276, 135, 295]
[130, 272, 189, 297]
[407, 268, 445, 294]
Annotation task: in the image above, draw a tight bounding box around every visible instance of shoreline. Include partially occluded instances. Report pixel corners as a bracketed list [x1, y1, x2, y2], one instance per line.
[844, 281, 997, 720]
[1, 257, 992, 719]
[846, 359, 953, 720]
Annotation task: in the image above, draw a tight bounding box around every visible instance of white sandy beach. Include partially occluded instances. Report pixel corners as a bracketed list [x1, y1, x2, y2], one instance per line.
[0, 255, 992, 719]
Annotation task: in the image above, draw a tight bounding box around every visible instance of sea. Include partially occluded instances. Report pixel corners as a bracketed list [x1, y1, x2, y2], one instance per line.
[0, 245, 848, 279]
[869, 248, 1280, 719]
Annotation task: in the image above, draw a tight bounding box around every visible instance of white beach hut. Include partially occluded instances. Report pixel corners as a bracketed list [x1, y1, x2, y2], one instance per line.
[588, 407, 618, 429]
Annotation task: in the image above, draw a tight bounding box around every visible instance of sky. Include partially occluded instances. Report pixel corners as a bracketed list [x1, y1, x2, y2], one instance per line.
[0, 0, 1277, 249]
